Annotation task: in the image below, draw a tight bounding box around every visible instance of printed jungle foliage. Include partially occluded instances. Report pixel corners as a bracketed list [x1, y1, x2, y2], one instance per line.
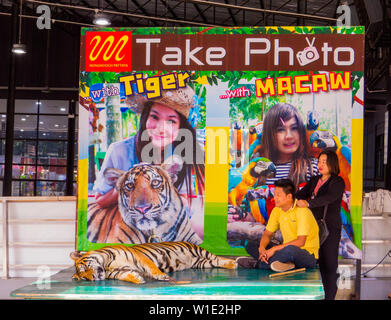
[80, 26, 364, 36]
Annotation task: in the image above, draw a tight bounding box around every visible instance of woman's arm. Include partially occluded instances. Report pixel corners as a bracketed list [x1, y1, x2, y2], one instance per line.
[296, 178, 315, 200]
[308, 176, 345, 209]
[95, 188, 118, 208]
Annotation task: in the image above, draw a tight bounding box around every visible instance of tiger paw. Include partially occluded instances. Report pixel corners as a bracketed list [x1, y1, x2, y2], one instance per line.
[221, 259, 238, 269]
[122, 271, 146, 284]
[158, 274, 172, 281]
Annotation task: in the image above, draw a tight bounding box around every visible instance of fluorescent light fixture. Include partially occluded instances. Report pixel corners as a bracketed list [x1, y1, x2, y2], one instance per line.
[93, 12, 111, 26]
[12, 43, 27, 54]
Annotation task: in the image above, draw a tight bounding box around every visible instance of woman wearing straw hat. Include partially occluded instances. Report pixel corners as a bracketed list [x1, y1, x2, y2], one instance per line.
[92, 86, 205, 235]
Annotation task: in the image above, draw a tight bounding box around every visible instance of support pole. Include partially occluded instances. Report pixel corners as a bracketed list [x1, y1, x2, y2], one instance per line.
[66, 100, 76, 196]
[3, 1, 19, 196]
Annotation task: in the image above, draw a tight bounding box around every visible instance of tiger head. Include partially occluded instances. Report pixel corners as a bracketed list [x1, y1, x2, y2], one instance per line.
[103, 155, 184, 233]
[70, 251, 106, 281]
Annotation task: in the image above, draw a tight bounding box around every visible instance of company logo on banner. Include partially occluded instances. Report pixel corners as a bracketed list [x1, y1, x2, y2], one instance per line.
[86, 31, 132, 71]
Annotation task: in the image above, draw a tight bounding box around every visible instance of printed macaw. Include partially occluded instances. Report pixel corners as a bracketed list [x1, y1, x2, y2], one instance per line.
[306, 111, 320, 131]
[248, 126, 258, 147]
[309, 130, 351, 191]
[245, 132, 263, 163]
[246, 186, 275, 225]
[228, 158, 276, 210]
[233, 122, 243, 168]
[306, 111, 321, 158]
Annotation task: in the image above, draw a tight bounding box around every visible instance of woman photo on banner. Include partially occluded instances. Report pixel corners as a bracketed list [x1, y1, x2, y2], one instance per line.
[228, 102, 319, 225]
[88, 85, 205, 244]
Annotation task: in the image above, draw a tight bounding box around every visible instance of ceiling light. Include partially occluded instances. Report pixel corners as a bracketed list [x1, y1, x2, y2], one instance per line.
[93, 12, 111, 26]
[60, 107, 66, 112]
[12, 1, 27, 55]
[21, 118, 26, 121]
[12, 43, 27, 55]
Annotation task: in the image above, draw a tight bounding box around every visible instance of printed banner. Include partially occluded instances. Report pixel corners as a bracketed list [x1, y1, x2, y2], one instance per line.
[77, 26, 364, 259]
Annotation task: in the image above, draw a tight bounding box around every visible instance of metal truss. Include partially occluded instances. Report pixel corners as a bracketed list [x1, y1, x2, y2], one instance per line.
[2, 0, 341, 28]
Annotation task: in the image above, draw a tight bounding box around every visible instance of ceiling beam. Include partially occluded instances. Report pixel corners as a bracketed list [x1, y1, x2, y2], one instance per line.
[25, 0, 220, 27]
[183, 0, 338, 23]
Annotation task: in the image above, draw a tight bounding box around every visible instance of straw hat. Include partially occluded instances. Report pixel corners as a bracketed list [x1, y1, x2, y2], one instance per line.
[125, 86, 195, 119]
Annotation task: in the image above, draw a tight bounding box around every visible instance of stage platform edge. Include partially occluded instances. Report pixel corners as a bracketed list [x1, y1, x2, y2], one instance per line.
[10, 266, 324, 300]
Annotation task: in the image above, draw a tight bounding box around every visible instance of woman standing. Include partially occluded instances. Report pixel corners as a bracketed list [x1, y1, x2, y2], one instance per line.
[296, 150, 345, 300]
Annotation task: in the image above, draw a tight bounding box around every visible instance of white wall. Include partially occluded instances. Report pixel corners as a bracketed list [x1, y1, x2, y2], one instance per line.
[0, 197, 77, 278]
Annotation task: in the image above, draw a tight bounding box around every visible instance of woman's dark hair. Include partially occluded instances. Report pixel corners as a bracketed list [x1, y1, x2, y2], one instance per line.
[274, 178, 296, 200]
[318, 150, 340, 175]
[135, 103, 205, 200]
[260, 103, 314, 186]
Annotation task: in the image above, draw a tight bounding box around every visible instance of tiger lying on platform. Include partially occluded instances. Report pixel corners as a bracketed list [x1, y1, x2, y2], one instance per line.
[87, 156, 202, 245]
[70, 241, 237, 284]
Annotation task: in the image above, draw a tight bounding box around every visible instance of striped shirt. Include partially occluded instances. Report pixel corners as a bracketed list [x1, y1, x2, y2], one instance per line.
[266, 158, 319, 185]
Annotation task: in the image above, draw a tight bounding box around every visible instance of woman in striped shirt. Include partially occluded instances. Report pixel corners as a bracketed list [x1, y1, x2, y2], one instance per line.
[266, 158, 319, 185]
[255, 103, 318, 186]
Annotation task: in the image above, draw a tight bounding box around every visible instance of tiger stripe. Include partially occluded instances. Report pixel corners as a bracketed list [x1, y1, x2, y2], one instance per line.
[87, 164, 202, 245]
[71, 241, 237, 284]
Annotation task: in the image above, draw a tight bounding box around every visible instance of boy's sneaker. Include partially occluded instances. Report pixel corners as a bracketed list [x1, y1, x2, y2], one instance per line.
[235, 257, 258, 269]
[270, 261, 295, 272]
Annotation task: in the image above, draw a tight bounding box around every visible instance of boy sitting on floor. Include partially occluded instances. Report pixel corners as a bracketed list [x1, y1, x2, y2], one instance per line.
[237, 178, 319, 272]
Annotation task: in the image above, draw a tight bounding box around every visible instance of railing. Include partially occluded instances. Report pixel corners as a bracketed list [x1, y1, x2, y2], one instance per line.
[1, 196, 77, 279]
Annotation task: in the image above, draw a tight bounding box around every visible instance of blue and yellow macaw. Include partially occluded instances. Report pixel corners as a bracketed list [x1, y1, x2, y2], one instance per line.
[228, 157, 276, 209]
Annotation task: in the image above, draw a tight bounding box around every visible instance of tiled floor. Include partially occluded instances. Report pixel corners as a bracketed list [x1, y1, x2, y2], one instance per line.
[0, 278, 36, 300]
[360, 278, 391, 300]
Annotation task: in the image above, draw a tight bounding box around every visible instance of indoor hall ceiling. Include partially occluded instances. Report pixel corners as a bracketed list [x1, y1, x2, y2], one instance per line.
[1, 1, 390, 98]
[1, 0, 345, 28]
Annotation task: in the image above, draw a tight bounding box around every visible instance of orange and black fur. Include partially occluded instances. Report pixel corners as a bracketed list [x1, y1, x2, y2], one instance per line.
[70, 241, 237, 284]
[87, 162, 202, 245]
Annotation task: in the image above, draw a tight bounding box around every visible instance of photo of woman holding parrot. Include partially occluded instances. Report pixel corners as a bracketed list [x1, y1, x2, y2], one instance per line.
[226, 77, 360, 260]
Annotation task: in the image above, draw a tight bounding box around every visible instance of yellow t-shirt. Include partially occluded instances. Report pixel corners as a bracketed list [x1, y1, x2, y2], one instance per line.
[266, 201, 320, 259]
